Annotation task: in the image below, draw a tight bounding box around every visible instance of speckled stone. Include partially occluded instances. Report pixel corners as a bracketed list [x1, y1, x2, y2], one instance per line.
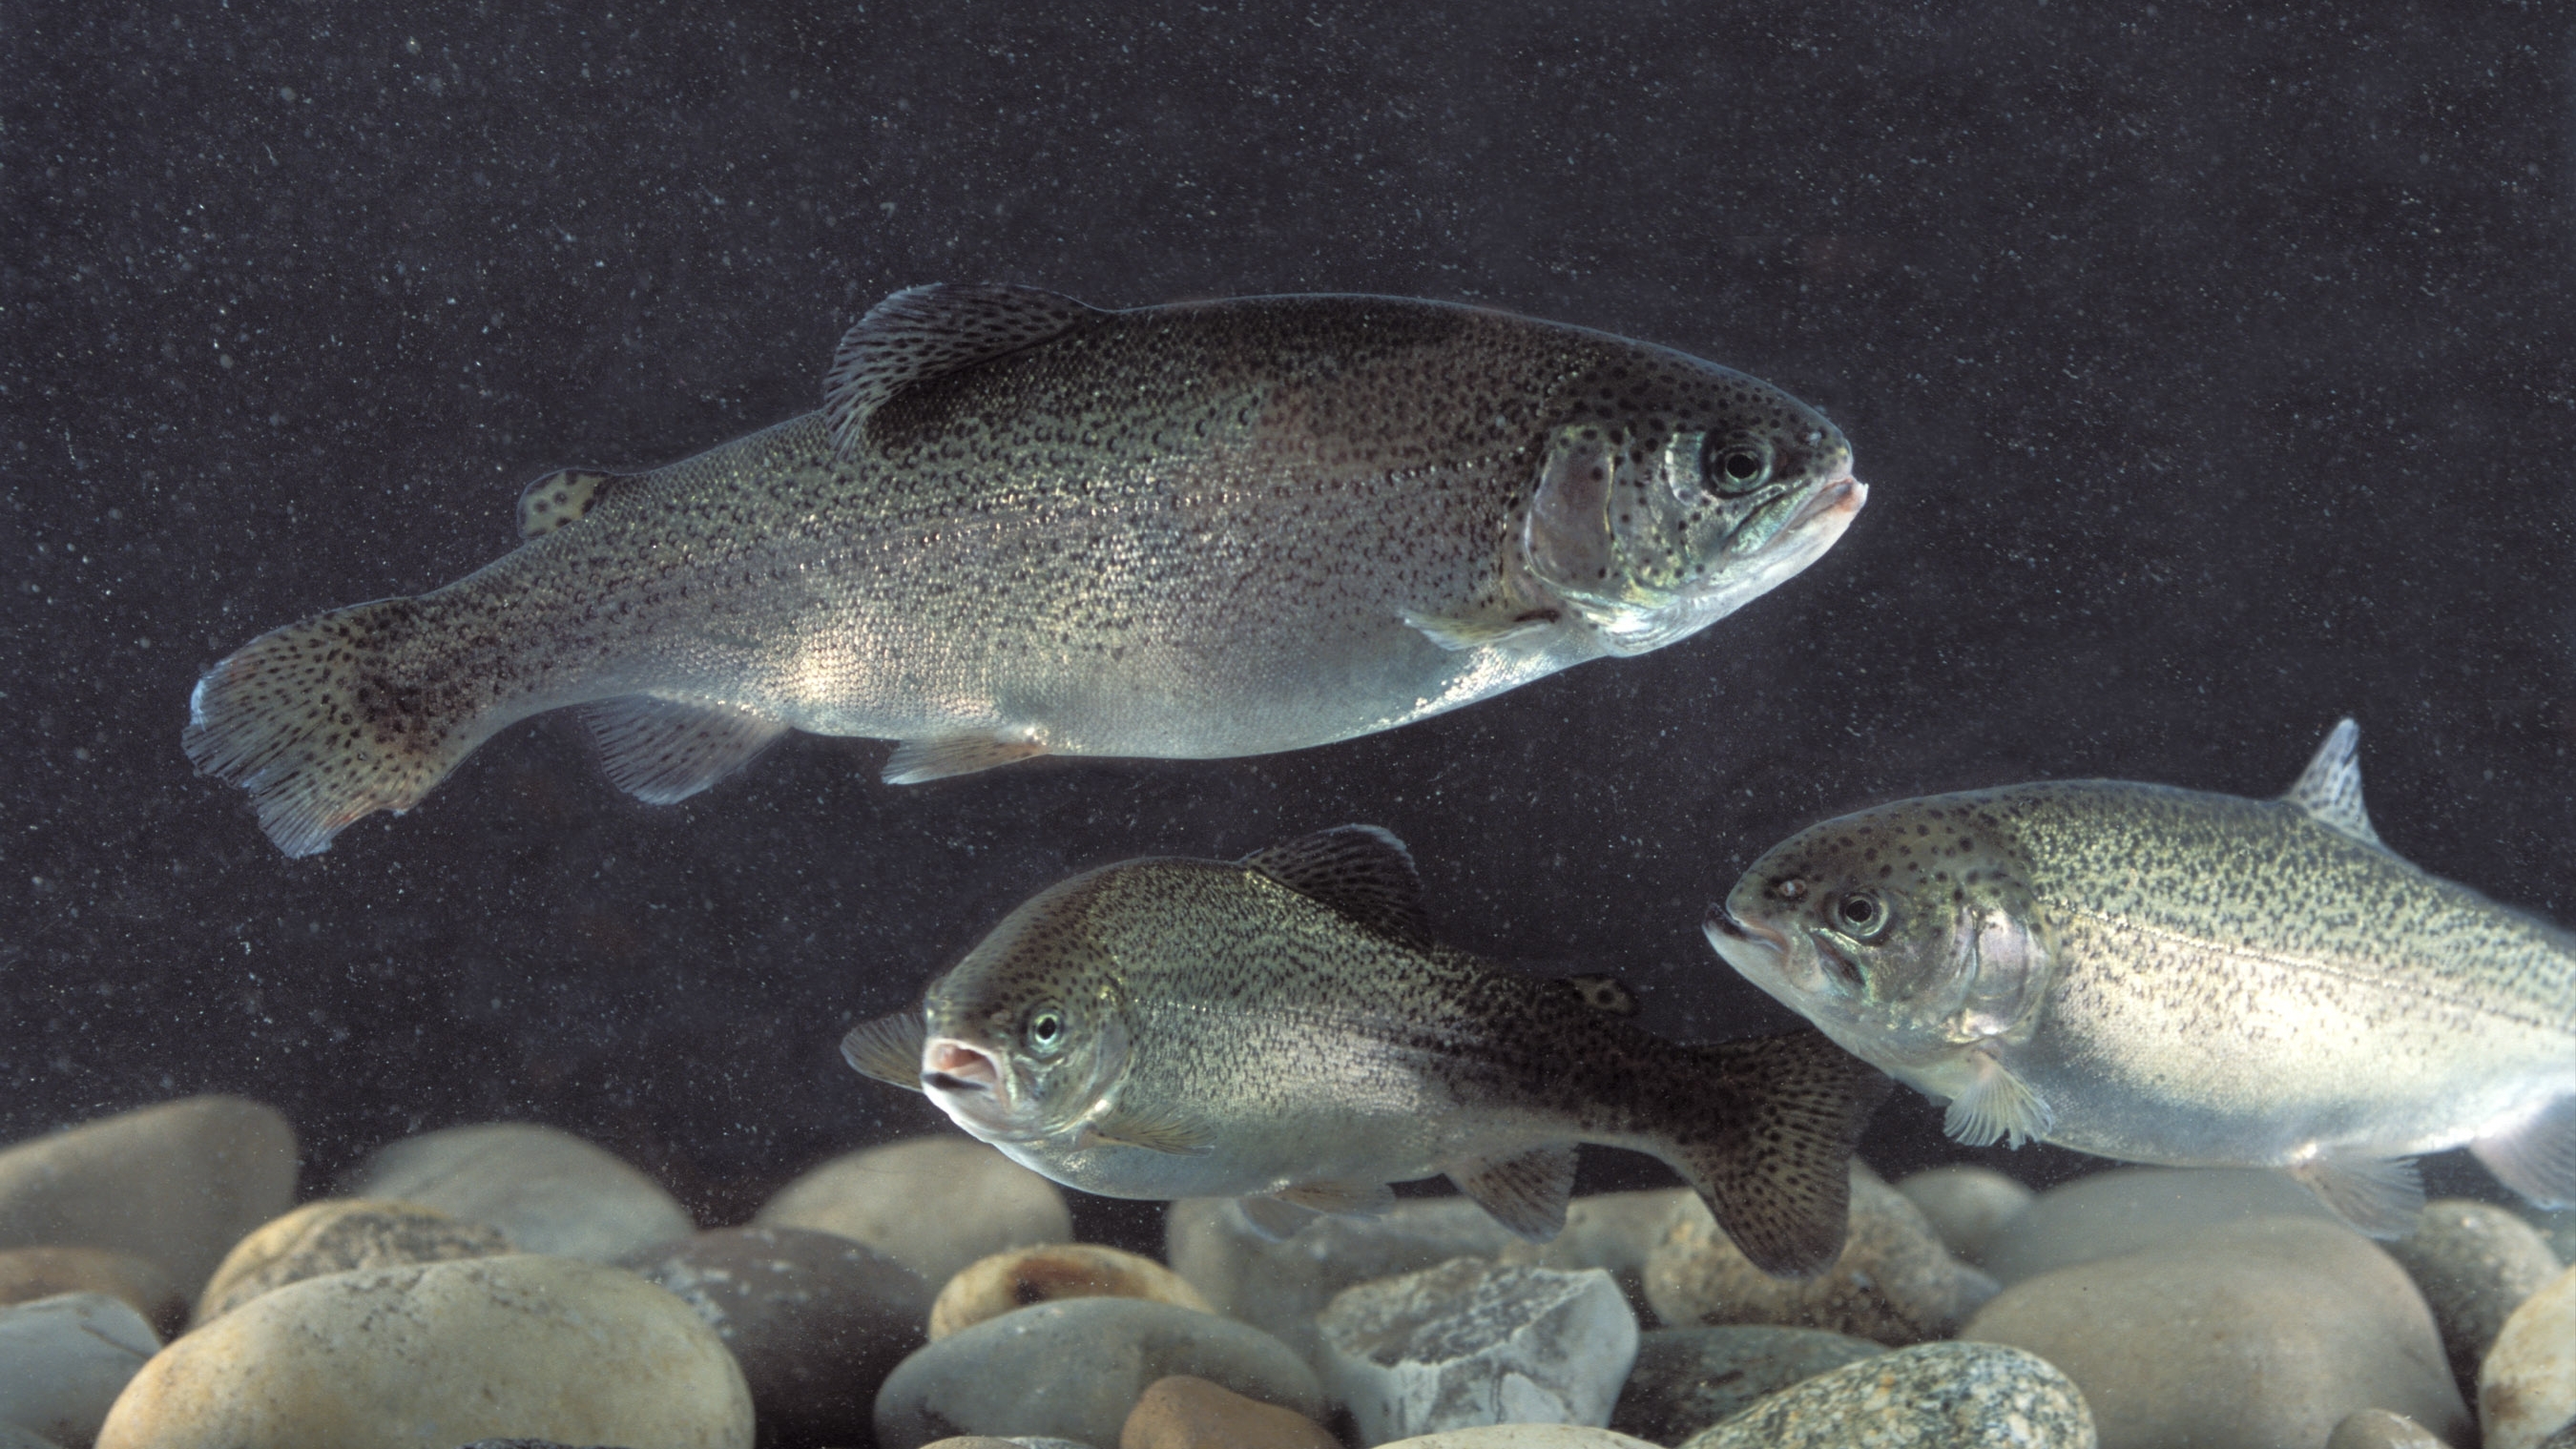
[2384, 1198, 2563, 1398]
[1374, 1431, 1662, 1448]
[195, 1198, 511, 1323]
[1643, 1167, 1997, 1343]
[0, 1245, 182, 1331]
[1675, 1341, 2095, 1448]
[2482, 1261, 2576, 1449]
[932, 1243, 1212, 1340]
[1609, 1326, 1887, 1443]
[343, 1122, 695, 1263]
[1893, 1166, 2033, 1263]
[0, 1292, 160, 1448]
[623, 1224, 931, 1449]
[758, 1137, 1072, 1290]
[1318, 1258, 1637, 1443]
[1977, 1166, 2332, 1285]
[1118, 1375, 1338, 1449]
[94, 1253, 753, 1449]
[1964, 1216, 2468, 1449]
[2323, 1407, 2449, 1449]
[1496, 1190, 1688, 1321]
[874, 1295, 1321, 1449]
[0, 1095, 297, 1299]
[1167, 1196, 1518, 1366]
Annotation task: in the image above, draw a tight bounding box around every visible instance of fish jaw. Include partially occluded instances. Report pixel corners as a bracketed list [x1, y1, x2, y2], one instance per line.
[921, 1035, 1025, 1141]
[1702, 900, 1954, 1085]
[1589, 472, 1866, 657]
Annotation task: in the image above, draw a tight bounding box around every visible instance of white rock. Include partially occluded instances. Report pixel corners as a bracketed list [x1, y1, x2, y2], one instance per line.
[0, 1293, 158, 1447]
[1319, 1257, 1638, 1446]
[1168, 1196, 1517, 1366]
[343, 1122, 694, 1262]
[0, 1096, 296, 1298]
[2481, 1261, 2576, 1449]
[1977, 1166, 2330, 1284]
[758, 1136, 1070, 1289]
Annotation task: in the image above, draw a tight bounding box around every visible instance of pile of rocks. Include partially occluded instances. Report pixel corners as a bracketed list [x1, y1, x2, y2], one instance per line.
[1, 1094, 2570, 1449]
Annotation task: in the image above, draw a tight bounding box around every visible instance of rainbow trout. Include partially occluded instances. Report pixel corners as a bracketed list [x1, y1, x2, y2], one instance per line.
[843, 825, 1890, 1276]
[1705, 719, 2576, 1234]
[185, 285, 1862, 855]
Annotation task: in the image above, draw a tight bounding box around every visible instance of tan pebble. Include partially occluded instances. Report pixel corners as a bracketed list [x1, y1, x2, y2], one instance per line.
[757, 1136, 1071, 1287]
[1372, 1429, 1665, 1447]
[195, 1197, 510, 1324]
[1121, 1374, 1339, 1449]
[0, 1095, 296, 1298]
[2325, 1407, 2449, 1449]
[933, 1243, 1213, 1339]
[2482, 1261, 2576, 1449]
[343, 1122, 694, 1262]
[0, 1245, 182, 1330]
[918, 1440, 1028, 1448]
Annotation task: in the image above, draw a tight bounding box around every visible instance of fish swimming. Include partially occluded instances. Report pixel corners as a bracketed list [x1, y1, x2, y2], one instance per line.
[1704, 719, 2576, 1235]
[184, 284, 1863, 856]
[842, 825, 1891, 1276]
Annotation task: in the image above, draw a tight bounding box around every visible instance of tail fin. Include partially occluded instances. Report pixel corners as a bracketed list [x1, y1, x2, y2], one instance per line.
[1655, 1030, 1891, 1278]
[182, 597, 472, 857]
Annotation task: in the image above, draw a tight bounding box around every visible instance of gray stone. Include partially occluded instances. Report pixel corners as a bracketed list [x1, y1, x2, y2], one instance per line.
[2482, 1261, 2576, 1449]
[2384, 1198, 2562, 1399]
[758, 1137, 1071, 1290]
[1964, 1216, 2469, 1449]
[919, 1439, 1100, 1449]
[1496, 1190, 1687, 1322]
[195, 1198, 511, 1324]
[1676, 1340, 2094, 1448]
[0, 1293, 159, 1448]
[1977, 1166, 2331, 1285]
[0, 1095, 297, 1299]
[872, 1296, 1320, 1449]
[1610, 1326, 1886, 1443]
[1893, 1165, 2033, 1263]
[2524, 1208, 2576, 1267]
[343, 1122, 694, 1263]
[1317, 1258, 1637, 1444]
[623, 1225, 932, 1449]
[1167, 1195, 1518, 1366]
[2324, 1408, 2449, 1449]
[1643, 1166, 1997, 1343]
[1375, 1432, 1662, 1448]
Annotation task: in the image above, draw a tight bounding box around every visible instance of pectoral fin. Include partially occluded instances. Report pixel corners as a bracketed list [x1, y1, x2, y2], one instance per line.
[1071, 1106, 1216, 1156]
[2470, 1096, 2576, 1208]
[840, 1013, 926, 1091]
[1274, 1179, 1397, 1216]
[2287, 1148, 2424, 1236]
[1447, 1144, 1579, 1241]
[882, 735, 1050, 784]
[1941, 1054, 2054, 1149]
[1401, 607, 1561, 652]
[1236, 1195, 1318, 1240]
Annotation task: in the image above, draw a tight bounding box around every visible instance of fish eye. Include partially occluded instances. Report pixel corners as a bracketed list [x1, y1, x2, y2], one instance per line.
[1026, 1005, 1067, 1053]
[1834, 892, 1889, 939]
[1705, 437, 1773, 493]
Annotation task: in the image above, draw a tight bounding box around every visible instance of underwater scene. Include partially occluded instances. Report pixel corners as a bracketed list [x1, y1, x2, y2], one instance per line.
[5, 3, 2573, 1447]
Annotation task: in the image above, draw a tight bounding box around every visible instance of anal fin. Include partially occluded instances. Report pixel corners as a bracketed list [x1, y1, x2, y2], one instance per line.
[1448, 1144, 1579, 1241]
[586, 695, 790, 804]
[2288, 1148, 2424, 1236]
[1274, 1179, 1396, 1216]
[2471, 1096, 2576, 1209]
[883, 734, 1049, 784]
[1941, 1053, 2055, 1149]
[841, 1013, 927, 1091]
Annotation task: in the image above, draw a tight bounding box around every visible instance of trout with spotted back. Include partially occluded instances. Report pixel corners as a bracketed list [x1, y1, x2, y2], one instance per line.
[1705, 719, 2576, 1234]
[185, 285, 1861, 855]
[841, 825, 1890, 1276]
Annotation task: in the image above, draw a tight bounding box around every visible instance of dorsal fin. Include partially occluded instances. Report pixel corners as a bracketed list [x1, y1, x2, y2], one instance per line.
[1238, 824, 1434, 948]
[2282, 717, 2383, 848]
[823, 283, 1102, 455]
[516, 467, 640, 540]
[1554, 972, 1638, 1017]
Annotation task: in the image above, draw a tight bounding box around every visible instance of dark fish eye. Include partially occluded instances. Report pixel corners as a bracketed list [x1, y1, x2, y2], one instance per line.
[1835, 892, 1888, 938]
[1027, 1007, 1065, 1048]
[1705, 437, 1773, 493]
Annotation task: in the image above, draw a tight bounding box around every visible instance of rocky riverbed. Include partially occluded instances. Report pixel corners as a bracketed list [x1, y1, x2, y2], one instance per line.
[0, 1095, 2568, 1449]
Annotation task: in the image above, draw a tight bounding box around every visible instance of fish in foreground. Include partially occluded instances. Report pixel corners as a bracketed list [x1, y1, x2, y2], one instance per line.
[843, 825, 1891, 1276]
[1705, 719, 2576, 1235]
[184, 284, 1862, 856]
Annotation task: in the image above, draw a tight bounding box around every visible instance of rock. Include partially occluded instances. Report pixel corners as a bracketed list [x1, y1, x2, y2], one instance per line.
[0, 1246, 181, 1331]
[622, 1224, 931, 1448]
[1496, 1190, 1687, 1321]
[0, 1428, 64, 1449]
[758, 1137, 1071, 1290]
[933, 1243, 1213, 1340]
[94, 1253, 753, 1449]
[1119, 1375, 1337, 1449]
[0, 1095, 296, 1297]
[1675, 1340, 2093, 1448]
[2482, 1261, 2576, 1449]
[873, 1296, 1320, 1449]
[1643, 1167, 1996, 1343]
[2525, 1208, 2576, 1267]
[1976, 1166, 2331, 1285]
[2324, 1408, 2450, 1449]
[1892, 1166, 2032, 1263]
[1167, 1196, 1519, 1365]
[2383, 1198, 2562, 1399]
[1373, 1431, 1661, 1448]
[194, 1198, 511, 1323]
[0, 1293, 159, 1447]
[343, 1123, 694, 1263]
[920, 1440, 1099, 1449]
[1318, 1257, 1636, 1445]
[1609, 1326, 1886, 1443]
[1964, 1216, 2468, 1449]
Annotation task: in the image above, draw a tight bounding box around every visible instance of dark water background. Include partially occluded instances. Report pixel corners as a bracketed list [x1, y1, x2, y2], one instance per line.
[6, 1, 2572, 1249]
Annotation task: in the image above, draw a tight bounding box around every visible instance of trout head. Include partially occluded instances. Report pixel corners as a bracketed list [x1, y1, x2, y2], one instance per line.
[1521, 366, 1862, 656]
[1704, 794, 2054, 1082]
[917, 873, 1136, 1149]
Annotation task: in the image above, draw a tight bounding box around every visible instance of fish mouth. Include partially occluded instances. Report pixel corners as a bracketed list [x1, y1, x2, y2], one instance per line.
[1788, 474, 1866, 532]
[1703, 902, 1789, 955]
[922, 1037, 1005, 1098]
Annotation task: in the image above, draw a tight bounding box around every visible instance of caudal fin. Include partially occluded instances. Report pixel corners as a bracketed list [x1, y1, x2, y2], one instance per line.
[182, 597, 473, 857]
[1654, 1029, 1892, 1278]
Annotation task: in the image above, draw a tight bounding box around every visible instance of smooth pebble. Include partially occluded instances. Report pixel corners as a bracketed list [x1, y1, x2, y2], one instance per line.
[623, 1224, 930, 1448]
[0, 1246, 181, 1331]
[195, 1198, 510, 1323]
[1676, 1340, 2094, 1448]
[2383, 1198, 2563, 1397]
[2482, 1261, 2576, 1449]
[0, 1095, 296, 1298]
[920, 1440, 1098, 1449]
[0, 1293, 158, 1448]
[1495, 1190, 1687, 1321]
[1976, 1166, 2330, 1284]
[1965, 1215, 2468, 1449]
[1372, 1431, 1661, 1448]
[343, 1123, 694, 1263]
[1119, 1375, 1338, 1449]
[1892, 1165, 2033, 1263]
[1644, 1166, 1996, 1342]
[1168, 1196, 1517, 1366]
[2324, 1407, 2451, 1449]
[1610, 1326, 1886, 1443]
[95, 1252, 753, 1449]
[1318, 1258, 1636, 1444]
[758, 1137, 1071, 1289]
[933, 1243, 1211, 1340]
[874, 1296, 1320, 1449]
